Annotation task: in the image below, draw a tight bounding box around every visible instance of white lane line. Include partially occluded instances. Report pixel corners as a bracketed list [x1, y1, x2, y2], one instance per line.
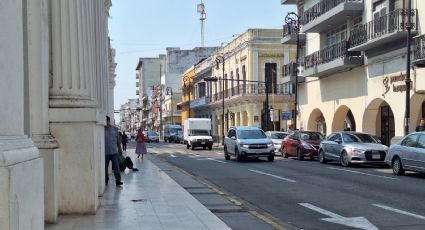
[299, 203, 343, 218]
[169, 154, 177, 158]
[327, 167, 399, 180]
[216, 152, 223, 155]
[372, 204, 425, 221]
[248, 169, 296, 183]
[207, 158, 227, 164]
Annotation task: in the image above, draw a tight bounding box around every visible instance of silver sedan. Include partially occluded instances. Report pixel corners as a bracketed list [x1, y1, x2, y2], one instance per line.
[385, 132, 425, 175]
[265, 131, 288, 156]
[319, 132, 389, 167]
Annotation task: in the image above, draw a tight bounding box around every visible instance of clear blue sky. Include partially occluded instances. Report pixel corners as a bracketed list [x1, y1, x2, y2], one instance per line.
[109, 0, 295, 111]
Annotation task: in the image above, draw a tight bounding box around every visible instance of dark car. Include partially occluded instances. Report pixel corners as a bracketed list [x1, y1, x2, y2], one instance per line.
[281, 131, 324, 160]
[174, 130, 184, 144]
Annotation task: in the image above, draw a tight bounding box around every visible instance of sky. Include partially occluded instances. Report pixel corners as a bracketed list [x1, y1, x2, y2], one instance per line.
[108, 0, 296, 111]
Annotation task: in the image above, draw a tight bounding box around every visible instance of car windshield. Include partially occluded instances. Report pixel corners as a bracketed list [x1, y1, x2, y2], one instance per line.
[170, 128, 182, 134]
[300, 132, 324, 141]
[191, 130, 209, 136]
[238, 130, 266, 139]
[147, 132, 157, 136]
[270, 132, 287, 139]
[177, 131, 183, 135]
[342, 133, 378, 143]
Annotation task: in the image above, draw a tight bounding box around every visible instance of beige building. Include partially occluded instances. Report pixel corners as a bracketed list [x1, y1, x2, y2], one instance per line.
[282, 0, 425, 146]
[205, 29, 295, 142]
[0, 0, 115, 229]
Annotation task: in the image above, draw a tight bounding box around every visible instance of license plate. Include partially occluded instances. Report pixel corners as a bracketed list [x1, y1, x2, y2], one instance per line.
[201, 142, 205, 145]
[372, 153, 380, 159]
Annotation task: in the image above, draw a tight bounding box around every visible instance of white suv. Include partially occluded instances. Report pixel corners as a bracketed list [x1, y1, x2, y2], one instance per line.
[224, 126, 275, 162]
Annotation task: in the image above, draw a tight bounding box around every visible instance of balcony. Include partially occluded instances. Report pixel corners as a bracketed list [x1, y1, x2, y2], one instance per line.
[282, 62, 305, 83]
[281, 0, 296, 4]
[136, 90, 139, 95]
[190, 97, 206, 109]
[414, 34, 425, 67]
[304, 41, 363, 78]
[349, 9, 418, 52]
[302, 0, 363, 33]
[206, 83, 292, 104]
[281, 22, 306, 45]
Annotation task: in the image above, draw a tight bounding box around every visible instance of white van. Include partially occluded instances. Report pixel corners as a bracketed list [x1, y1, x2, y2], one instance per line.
[164, 124, 182, 143]
[184, 118, 213, 150]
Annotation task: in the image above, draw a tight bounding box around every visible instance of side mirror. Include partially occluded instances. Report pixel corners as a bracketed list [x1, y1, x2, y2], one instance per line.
[231, 136, 236, 140]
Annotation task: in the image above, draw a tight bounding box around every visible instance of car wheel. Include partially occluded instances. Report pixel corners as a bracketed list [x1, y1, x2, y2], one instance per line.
[392, 156, 405, 175]
[224, 146, 230, 160]
[191, 145, 195, 150]
[208, 146, 212, 150]
[186, 144, 190, 149]
[297, 149, 304, 161]
[319, 150, 327, 164]
[203, 146, 206, 150]
[268, 155, 274, 162]
[235, 148, 241, 162]
[340, 151, 350, 167]
[282, 147, 288, 158]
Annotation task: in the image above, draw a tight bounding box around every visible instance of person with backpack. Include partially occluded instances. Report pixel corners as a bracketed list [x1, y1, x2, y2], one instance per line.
[118, 152, 139, 172]
[136, 129, 147, 159]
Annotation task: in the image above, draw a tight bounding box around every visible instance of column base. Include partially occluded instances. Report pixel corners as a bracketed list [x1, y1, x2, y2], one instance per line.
[0, 135, 44, 230]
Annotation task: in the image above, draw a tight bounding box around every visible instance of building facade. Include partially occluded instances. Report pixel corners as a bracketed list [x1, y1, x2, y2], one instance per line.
[282, 0, 425, 146]
[0, 0, 115, 229]
[120, 99, 140, 133]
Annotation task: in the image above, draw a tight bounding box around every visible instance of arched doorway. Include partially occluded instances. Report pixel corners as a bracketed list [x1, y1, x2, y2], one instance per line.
[307, 109, 327, 135]
[363, 99, 395, 146]
[410, 94, 425, 130]
[332, 105, 356, 132]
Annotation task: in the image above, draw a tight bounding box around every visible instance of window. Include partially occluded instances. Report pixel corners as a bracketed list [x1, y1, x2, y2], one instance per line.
[417, 135, 425, 149]
[329, 133, 341, 142]
[401, 134, 419, 147]
[237, 130, 266, 139]
[198, 82, 206, 98]
[326, 24, 347, 47]
[342, 133, 378, 143]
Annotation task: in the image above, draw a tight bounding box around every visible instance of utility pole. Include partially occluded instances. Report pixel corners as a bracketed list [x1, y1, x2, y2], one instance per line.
[405, 0, 412, 135]
[159, 64, 163, 141]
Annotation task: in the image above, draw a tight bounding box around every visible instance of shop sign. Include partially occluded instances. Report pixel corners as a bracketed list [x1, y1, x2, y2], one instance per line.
[382, 72, 413, 98]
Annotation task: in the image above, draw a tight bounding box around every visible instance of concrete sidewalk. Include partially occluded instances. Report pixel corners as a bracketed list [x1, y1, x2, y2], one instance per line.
[46, 150, 231, 230]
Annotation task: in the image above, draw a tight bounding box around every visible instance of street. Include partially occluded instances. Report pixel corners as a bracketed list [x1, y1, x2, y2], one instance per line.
[147, 141, 425, 230]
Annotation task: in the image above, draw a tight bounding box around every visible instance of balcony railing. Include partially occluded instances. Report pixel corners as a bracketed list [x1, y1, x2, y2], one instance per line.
[283, 62, 297, 77]
[282, 22, 298, 37]
[206, 83, 290, 104]
[349, 9, 417, 50]
[414, 34, 425, 66]
[305, 41, 360, 69]
[302, 0, 362, 25]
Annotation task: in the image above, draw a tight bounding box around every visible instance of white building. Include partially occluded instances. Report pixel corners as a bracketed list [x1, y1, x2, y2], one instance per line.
[281, 0, 425, 146]
[0, 0, 115, 228]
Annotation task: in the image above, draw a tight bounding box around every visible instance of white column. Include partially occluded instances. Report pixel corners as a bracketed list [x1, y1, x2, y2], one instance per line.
[0, 0, 44, 229]
[26, 0, 60, 223]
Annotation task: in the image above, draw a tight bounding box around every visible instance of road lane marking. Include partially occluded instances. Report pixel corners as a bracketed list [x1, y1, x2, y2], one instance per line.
[248, 169, 296, 183]
[207, 158, 227, 164]
[169, 154, 177, 158]
[299, 203, 378, 230]
[327, 167, 399, 180]
[372, 204, 425, 220]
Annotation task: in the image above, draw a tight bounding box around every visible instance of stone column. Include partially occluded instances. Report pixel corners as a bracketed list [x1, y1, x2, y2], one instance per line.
[26, 0, 59, 223]
[0, 0, 44, 229]
[49, 0, 109, 214]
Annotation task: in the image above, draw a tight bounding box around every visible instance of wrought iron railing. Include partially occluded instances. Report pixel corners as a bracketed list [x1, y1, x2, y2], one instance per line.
[206, 83, 291, 104]
[414, 34, 425, 61]
[350, 9, 417, 48]
[282, 22, 300, 37]
[282, 62, 297, 77]
[302, 0, 362, 25]
[304, 41, 361, 69]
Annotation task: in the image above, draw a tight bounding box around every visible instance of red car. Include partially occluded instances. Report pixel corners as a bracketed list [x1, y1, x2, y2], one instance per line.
[281, 131, 324, 160]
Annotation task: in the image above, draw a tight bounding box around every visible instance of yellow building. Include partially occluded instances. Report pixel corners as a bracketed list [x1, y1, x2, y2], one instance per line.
[206, 29, 295, 143]
[180, 67, 195, 126]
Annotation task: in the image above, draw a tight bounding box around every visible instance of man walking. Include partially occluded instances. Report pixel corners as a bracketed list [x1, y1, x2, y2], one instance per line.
[105, 116, 123, 186]
[416, 118, 425, 132]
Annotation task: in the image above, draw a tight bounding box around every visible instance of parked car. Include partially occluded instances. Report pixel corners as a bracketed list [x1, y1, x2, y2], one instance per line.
[146, 131, 159, 143]
[319, 131, 388, 167]
[224, 126, 274, 162]
[174, 130, 184, 144]
[164, 124, 182, 143]
[281, 131, 324, 160]
[265, 131, 288, 156]
[385, 132, 425, 175]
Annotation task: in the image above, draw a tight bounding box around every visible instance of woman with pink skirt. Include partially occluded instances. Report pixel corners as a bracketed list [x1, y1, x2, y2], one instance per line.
[135, 129, 147, 159]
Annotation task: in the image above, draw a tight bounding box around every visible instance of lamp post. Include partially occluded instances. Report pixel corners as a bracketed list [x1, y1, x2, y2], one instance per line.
[285, 12, 300, 130]
[183, 76, 192, 119]
[166, 87, 173, 124]
[215, 55, 225, 145]
[405, 0, 412, 135]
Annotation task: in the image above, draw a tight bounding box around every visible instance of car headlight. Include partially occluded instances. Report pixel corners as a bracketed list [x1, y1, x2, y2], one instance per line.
[240, 144, 249, 148]
[351, 148, 365, 154]
[302, 142, 312, 149]
[267, 143, 273, 147]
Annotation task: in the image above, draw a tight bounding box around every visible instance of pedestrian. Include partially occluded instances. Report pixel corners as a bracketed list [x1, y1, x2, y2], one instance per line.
[122, 131, 128, 151]
[135, 129, 147, 159]
[415, 118, 425, 132]
[118, 151, 139, 172]
[104, 116, 123, 186]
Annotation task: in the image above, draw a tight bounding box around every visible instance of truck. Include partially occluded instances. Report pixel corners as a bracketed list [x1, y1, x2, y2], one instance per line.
[184, 118, 213, 150]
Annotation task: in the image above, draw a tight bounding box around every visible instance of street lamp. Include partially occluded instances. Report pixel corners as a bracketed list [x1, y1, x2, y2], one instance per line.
[166, 87, 173, 124]
[405, 0, 413, 135]
[183, 76, 192, 118]
[285, 12, 300, 130]
[215, 55, 225, 145]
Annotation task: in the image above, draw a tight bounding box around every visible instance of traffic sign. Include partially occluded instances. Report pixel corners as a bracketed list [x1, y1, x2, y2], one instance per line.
[282, 111, 291, 120]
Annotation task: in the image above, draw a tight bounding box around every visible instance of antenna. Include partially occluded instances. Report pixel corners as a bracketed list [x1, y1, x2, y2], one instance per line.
[197, 1, 206, 47]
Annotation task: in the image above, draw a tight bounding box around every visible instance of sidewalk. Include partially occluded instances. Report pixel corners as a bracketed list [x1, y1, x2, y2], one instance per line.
[46, 150, 231, 230]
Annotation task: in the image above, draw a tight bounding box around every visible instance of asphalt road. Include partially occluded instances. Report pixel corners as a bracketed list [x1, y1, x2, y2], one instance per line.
[146, 141, 425, 230]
